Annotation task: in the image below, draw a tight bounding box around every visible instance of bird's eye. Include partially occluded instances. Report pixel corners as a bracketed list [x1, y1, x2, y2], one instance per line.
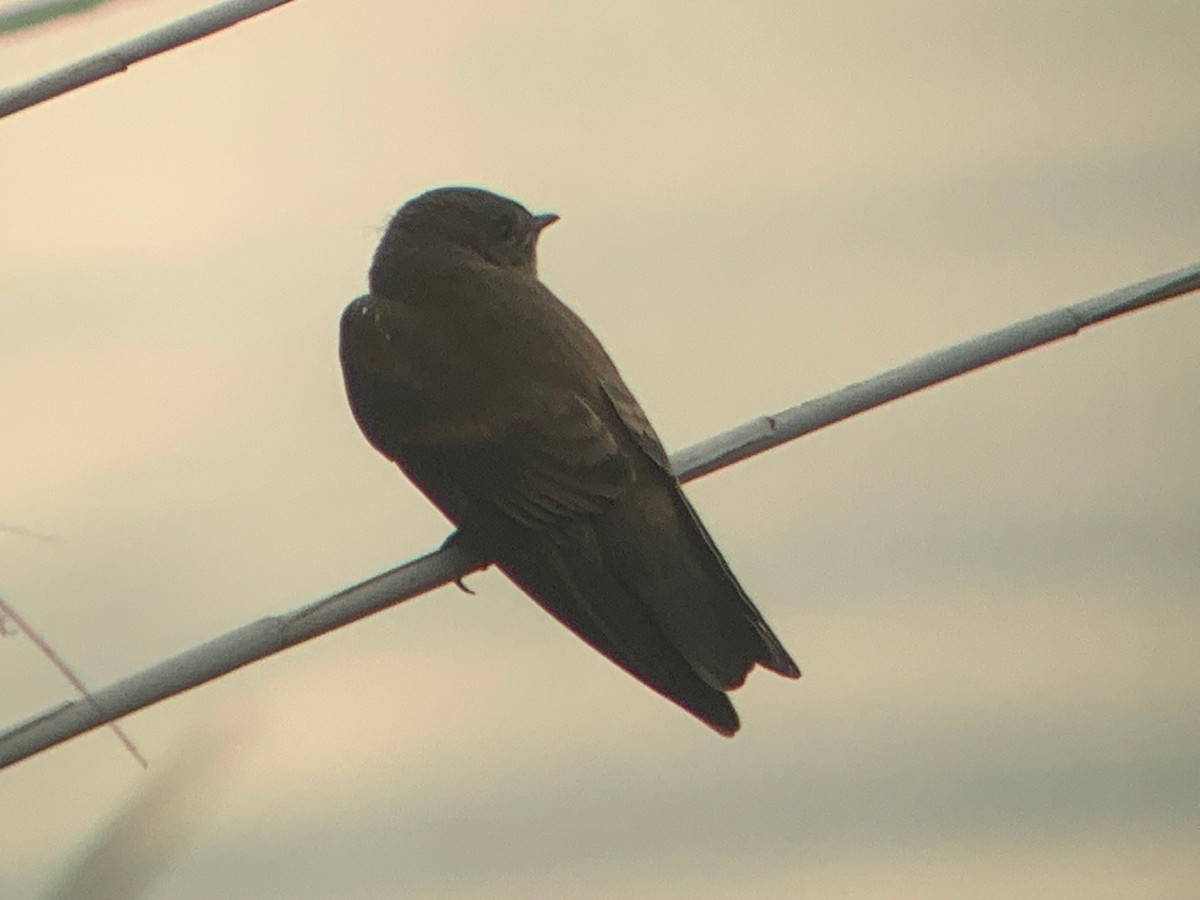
[495, 218, 516, 242]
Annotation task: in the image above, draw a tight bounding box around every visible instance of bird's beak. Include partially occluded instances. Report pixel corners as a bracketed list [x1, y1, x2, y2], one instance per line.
[532, 212, 560, 232]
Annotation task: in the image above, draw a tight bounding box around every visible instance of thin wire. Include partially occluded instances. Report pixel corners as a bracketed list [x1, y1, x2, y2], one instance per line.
[0, 0, 295, 119]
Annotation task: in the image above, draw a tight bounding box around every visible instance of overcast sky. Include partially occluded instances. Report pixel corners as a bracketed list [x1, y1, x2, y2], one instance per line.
[2, 2, 1198, 898]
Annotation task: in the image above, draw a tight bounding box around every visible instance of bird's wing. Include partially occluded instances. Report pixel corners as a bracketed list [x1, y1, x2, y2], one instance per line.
[599, 374, 802, 686]
[597, 376, 672, 472]
[477, 385, 634, 530]
[343, 354, 743, 732]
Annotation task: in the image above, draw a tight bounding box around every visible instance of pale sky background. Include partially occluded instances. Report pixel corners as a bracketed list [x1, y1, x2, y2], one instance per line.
[2, 1, 1198, 897]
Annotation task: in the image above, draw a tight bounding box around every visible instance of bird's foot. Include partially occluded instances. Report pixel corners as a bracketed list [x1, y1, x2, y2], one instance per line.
[439, 530, 480, 594]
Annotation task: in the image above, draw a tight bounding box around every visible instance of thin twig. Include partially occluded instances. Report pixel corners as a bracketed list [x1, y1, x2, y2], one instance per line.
[0, 0, 295, 119]
[0, 595, 147, 768]
[0, 260, 1197, 770]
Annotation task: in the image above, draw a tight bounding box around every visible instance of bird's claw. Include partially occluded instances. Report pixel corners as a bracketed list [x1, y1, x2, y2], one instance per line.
[441, 530, 479, 594]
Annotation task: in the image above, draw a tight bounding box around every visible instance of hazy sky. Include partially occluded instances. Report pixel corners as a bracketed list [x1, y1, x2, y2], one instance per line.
[2, 2, 1198, 898]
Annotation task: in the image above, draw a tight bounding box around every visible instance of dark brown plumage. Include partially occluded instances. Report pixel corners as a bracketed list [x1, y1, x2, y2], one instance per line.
[339, 186, 799, 735]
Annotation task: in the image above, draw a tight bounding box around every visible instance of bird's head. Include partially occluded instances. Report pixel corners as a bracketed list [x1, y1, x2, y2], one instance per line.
[371, 187, 558, 289]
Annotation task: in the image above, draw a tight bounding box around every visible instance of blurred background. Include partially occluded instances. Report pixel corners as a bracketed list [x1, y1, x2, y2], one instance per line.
[2, 1, 1198, 897]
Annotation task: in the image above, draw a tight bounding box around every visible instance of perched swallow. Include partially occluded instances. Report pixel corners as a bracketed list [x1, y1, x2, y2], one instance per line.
[339, 186, 799, 734]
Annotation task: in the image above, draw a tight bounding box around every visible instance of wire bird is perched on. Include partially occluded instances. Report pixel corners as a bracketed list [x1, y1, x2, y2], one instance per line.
[339, 186, 799, 734]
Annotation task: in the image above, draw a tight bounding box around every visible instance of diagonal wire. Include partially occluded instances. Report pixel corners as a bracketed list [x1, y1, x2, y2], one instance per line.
[0, 0, 295, 119]
[672, 260, 1200, 480]
[1, 260, 1198, 770]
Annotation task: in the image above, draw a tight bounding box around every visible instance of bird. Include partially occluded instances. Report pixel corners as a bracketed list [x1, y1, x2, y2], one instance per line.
[339, 186, 799, 735]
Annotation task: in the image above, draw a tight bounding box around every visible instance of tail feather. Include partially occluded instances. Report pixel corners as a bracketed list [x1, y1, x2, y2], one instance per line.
[489, 476, 798, 734]
[593, 477, 800, 690]
[494, 525, 743, 735]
